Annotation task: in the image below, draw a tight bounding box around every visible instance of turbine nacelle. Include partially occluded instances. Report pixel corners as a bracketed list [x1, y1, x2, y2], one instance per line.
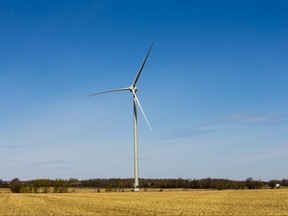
[129, 86, 138, 93]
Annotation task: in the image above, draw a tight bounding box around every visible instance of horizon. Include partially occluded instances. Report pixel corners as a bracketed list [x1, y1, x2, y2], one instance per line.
[2, 176, 287, 183]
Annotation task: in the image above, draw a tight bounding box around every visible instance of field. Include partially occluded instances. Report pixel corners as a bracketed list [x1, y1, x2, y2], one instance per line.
[0, 188, 287, 215]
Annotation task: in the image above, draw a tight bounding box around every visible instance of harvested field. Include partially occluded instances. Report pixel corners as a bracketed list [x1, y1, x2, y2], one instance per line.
[0, 189, 287, 215]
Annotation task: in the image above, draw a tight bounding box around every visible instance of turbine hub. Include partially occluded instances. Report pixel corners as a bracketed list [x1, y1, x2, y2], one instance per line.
[130, 86, 138, 92]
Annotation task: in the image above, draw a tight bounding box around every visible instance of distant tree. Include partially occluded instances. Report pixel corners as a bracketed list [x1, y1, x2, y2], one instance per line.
[40, 179, 51, 193]
[53, 179, 68, 193]
[202, 178, 212, 189]
[245, 177, 255, 189]
[228, 181, 239, 190]
[254, 180, 264, 189]
[0, 179, 9, 188]
[106, 183, 113, 192]
[281, 179, 288, 187]
[215, 179, 225, 190]
[68, 178, 79, 187]
[33, 179, 40, 193]
[10, 178, 22, 193]
[28, 182, 34, 193]
[268, 180, 276, 189]
[119, 181, 126, 192]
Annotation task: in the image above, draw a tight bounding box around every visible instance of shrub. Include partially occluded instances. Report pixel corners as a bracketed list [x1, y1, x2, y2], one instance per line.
[10, 178, 22, 193]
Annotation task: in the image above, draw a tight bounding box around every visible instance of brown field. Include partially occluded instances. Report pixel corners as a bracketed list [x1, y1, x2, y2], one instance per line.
[0, 188, 287, 215]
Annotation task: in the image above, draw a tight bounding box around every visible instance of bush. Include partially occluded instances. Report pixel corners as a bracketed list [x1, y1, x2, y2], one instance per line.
[10, 178, 22, 193]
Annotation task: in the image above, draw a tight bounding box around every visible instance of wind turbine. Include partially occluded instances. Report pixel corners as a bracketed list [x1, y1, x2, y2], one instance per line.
[89, 43, 154, 191]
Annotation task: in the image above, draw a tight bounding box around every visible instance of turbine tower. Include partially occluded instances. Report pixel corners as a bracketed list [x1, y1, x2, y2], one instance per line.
[89, 43, 154, 191]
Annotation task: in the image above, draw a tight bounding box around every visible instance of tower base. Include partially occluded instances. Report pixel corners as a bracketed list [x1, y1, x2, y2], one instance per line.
[133, 187, 140, 192]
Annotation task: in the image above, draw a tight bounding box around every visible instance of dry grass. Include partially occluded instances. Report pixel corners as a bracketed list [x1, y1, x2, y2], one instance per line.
[0, 189, 287, 215]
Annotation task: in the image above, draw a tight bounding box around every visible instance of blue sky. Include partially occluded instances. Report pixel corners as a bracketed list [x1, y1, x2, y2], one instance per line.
[1, 0, 287, 181]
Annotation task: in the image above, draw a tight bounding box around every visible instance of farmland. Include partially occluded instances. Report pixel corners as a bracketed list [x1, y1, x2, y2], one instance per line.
[0, 189, 287, 215]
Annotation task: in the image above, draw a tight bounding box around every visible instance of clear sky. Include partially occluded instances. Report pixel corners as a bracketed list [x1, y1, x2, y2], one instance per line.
[1, 0, 287, 181]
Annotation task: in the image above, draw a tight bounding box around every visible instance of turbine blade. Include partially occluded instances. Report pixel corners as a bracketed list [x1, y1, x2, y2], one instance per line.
[132, 42, 154, 87]
[88, 87, 130, 97]
[132, 90, 153, 132]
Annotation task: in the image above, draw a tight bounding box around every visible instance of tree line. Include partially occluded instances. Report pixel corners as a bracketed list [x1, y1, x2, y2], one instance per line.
[1, 177, 287, 193]
[80, 177, 287, 190]
[7, 178, 73, 193]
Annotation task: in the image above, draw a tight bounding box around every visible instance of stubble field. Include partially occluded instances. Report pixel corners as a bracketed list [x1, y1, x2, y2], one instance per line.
[0, 189, 287, 215]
